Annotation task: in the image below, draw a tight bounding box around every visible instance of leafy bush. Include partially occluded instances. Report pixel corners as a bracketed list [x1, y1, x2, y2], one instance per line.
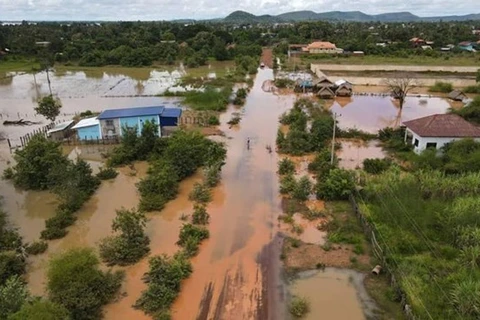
[227, 115, 241, 125]
[464, 85, 480, 94]
[99, 208, 150, 266]
[429, 81, 453, 93]
[308, 149, 336, 177]
[203, 162, 222, 188]
[41, 210, 75, 240]
[96, 167, 118, 180]
[137, 161, 179, 211]
[2, 167, 14, 180]
[236, 88, 248, 99]
[25, 241, 48, 255]
[453, 96, 480, 124]
[363, 158, 392, 174]
[233, 96, 245, 106]
[188, 183, 212, 204]
[192, 204, 209, 225]
[292, 176, 312, 201]
[274, 78, 294, 88]
[135, 253, 192, 316]
[280, 174, 296, 195]
[315, 169, 355, 200]
[289, 296, 310, 318]
[0, 275, 29, 319]
[9, 300, 70, 320]
[177, 224, 209, 257]
[0, 252, 26, 286]
[278, 158, 295, 175]
[47, 248, 124, 320]
[207, 115, 220, 126]
[10, 135, 68, 190]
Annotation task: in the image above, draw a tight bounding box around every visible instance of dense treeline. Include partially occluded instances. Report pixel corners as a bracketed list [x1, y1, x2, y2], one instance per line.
[0, 20, 478, 67]
[0, 22, 262, 67]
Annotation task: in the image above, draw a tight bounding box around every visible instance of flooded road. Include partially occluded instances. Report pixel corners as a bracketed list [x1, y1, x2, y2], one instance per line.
[172, 68, 294, 320]
[290, 269, 378, 320]
[329, 96, 451, 133]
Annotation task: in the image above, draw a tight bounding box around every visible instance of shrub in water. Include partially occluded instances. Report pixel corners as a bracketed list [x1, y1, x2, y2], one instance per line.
[278, 158, 295, 175]
[289, 296, 310, 318]
[96, 167, 119, 180]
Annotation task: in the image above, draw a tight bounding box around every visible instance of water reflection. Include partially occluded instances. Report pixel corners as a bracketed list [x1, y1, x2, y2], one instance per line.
[329, 96, 451, 133]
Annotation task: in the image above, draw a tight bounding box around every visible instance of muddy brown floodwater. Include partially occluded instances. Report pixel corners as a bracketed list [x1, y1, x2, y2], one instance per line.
[171, 68, 295, 320]
[329, 96, 451, 133]
[290, 268, 379, 320]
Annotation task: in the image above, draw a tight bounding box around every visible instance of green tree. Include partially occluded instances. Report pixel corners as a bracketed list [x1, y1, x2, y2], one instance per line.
[0, 276, 29, 319]
[213, 39, 229, 61]
[9, 299, 70, 320]
[47, 248, 123, 320]
[35, 96, 62, 122]
[137, 160, 179, 211]
[137, 120, 158, 159]
[315, 169, 355, 200]
[293, 176, 312, 201]
[11, 135, 68, 190]
[99, 208, 150, 266]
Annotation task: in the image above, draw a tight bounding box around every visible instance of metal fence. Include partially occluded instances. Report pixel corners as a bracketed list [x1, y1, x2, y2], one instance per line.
[349, 193, 416, 320]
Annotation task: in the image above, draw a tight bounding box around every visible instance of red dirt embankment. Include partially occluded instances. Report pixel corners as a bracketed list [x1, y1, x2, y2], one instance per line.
[261, 48, 273, 68]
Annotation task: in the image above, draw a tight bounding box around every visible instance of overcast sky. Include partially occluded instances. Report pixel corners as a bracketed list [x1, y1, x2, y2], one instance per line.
[0, 0, 477, 21]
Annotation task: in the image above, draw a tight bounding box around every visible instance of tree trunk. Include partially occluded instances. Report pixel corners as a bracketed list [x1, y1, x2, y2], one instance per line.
[46, 68, 52, 96]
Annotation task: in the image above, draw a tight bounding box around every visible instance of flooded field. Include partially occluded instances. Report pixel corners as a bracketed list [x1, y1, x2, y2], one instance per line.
[290, 268, 379, 320]
[329, 96, 451, 133]
[338, 140, 386, 170]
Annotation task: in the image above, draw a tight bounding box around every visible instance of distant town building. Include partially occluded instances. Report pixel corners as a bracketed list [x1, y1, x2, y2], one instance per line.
[306, 41, 338, 54]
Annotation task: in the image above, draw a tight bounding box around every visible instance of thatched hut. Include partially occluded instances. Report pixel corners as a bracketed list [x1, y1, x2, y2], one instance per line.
[317, 86, 335, 99]
[448, 90, 468, 101]
[335, 84, 353, 97]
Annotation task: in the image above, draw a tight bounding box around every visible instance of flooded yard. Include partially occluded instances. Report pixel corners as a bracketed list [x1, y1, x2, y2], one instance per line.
[338, 140, 386, 170]
[290, 268, 379, 320]
[329, 96, 451, 133]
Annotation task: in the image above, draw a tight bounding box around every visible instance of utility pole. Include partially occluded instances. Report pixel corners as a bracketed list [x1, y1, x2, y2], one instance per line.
[331, 112, 339, 165]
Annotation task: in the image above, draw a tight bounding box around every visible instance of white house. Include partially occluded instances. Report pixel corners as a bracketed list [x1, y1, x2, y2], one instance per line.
[403, 114, 480, 154]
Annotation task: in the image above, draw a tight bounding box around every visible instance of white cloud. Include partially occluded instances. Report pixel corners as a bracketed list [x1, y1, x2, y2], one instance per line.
[0, 0, 476, 20]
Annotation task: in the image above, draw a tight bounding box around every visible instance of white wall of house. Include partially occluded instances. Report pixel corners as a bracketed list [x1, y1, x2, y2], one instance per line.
[407, 128, 480, 154]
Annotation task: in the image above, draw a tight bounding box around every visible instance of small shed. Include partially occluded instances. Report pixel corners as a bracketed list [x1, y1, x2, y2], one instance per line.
[294, 79, 314, 92]
[317, 86, 335, 99]
[47, 120, 75, 141]
[448, 90, 468, 101]
[315, 76, 334, 88]
[160, 108, 182, 127]
[336, 84, 353, 97]
[72, 117, 101, 141]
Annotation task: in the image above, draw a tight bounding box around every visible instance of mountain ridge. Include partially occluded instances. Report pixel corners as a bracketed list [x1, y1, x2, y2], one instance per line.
[223, 10, 480, 23]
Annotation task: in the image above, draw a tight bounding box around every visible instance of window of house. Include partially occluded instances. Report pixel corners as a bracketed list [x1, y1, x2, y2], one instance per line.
[414, 138, 419, 147]
[426, 142, 437, 149]
[106, 120, 114, 126]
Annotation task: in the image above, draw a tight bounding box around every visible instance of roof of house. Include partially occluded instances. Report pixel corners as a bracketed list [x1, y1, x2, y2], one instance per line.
[47, 120, 75, 134]
[335, 79, 352, 87]
[317, 86, 335, 96]
[98, 106, 165, 120]
[315, 76, 333, 86]
[72, 117, 99, 130]
[459, 41, 472, 46]
[448, 90, 467, 99]
[307, 41, 336, 50]
[161, 108, 182, 118]
[410, 37, 424, 42]
[403, 114, 480, 138]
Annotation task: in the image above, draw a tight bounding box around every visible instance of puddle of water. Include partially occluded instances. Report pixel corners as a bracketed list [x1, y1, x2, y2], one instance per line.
[171, 69, 296, 320]
[338, 139, 386, 170]
[291, 268, 378, 320]
[330, 96, 451, 133]
[291, 213, 326, 245]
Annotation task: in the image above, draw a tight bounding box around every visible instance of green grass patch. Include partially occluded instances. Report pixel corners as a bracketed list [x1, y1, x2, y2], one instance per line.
[0, 59, 40, 73]
[324, 201, 365, 245]
[184, 86, 232, 111]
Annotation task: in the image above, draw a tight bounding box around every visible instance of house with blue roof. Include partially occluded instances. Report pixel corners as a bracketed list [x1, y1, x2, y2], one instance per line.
[92, 106, 182, 140]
